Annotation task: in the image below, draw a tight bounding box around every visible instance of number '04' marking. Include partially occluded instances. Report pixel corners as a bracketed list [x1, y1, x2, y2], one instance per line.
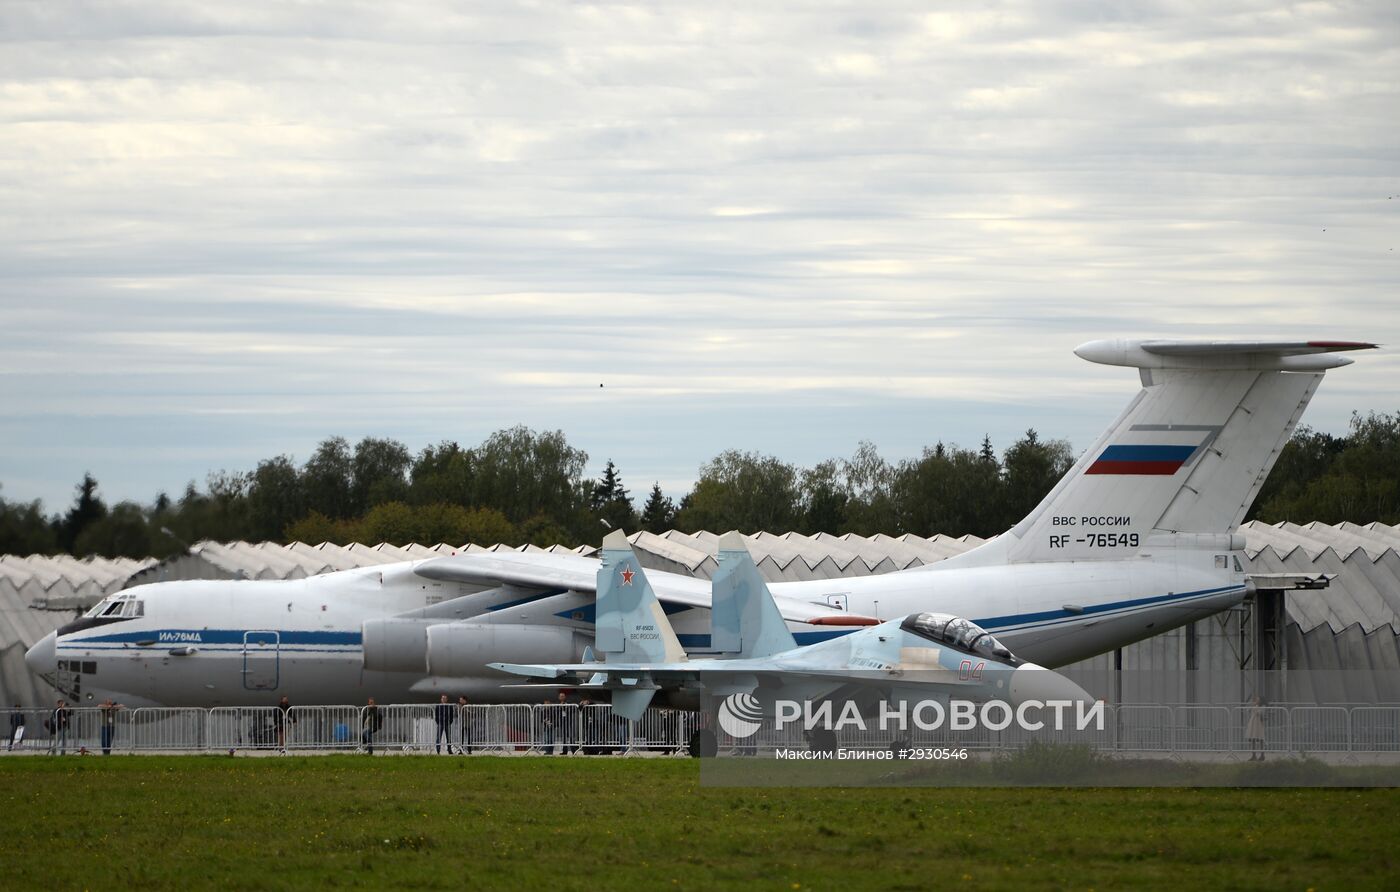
[958, 660, 985, 681]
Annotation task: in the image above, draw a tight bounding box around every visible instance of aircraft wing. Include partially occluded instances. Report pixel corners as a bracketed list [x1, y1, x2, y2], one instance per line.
[415, 551, 876, 625]
[491, 657, 1092, 706]
[489, 660, 705, 685]
[490, 658, 922, 691]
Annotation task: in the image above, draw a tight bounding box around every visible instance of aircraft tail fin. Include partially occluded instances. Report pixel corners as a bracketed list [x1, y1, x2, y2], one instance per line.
[709, 532, 798, 658]
[595, 530, 687, 664]
[964, 339, 1375, 565]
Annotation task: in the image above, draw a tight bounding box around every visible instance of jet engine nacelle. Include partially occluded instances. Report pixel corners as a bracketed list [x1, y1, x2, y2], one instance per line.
[362, 618, 436, 673]
[426, 622, 581, 678]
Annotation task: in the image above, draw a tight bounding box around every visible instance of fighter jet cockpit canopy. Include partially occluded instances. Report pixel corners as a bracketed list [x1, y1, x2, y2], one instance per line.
[899, 613, 1021, 665]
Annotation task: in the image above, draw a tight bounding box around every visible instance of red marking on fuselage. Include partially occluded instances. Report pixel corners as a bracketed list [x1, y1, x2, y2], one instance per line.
[1085, 461, 1183, 475]
[1306, 340, 1377, 350]
[807, 615, 880, 626]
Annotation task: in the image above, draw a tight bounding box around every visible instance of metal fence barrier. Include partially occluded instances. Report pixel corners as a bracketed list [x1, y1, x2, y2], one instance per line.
[371, 705, 435, 752]
[1174, 706, 1233, 752]
[208, 707, 280, 751]
[286, 705, 360, 751]
[1351, 707, 1400, 753]
[132, 708, 206, 752]
[5, 703, 1400, 757]
[1117, 705, 1174, 753]
[1290, 706, 1351, 753]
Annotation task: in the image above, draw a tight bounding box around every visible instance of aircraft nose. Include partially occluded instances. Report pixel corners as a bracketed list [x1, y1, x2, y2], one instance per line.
[1008, 663, 1094, 706]
[25, 631, 57, 677]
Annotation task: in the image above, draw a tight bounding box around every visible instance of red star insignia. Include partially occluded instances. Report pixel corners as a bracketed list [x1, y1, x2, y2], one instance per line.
[620, 568, 635, 586]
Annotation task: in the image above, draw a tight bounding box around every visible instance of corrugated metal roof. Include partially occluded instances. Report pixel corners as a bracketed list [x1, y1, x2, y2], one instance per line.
[1240, 521, 1400, 634]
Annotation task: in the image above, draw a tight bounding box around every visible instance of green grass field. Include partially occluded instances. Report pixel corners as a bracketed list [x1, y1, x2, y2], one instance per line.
[3, 755, 1397, 890]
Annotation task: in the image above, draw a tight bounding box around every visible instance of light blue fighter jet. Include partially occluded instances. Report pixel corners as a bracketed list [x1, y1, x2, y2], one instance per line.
[490, 531, 1093, 741]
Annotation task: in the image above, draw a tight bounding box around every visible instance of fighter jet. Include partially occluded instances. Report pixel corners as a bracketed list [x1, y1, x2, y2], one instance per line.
[491, 531, 1093, 727]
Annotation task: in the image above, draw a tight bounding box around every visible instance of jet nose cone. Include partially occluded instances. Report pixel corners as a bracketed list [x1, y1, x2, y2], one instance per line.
[1009, 663, 1094, 706]
[25, 631, 57, 677]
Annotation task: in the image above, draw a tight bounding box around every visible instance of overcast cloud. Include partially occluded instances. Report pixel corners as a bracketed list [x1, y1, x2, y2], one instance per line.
[1, 1, 1397, 511]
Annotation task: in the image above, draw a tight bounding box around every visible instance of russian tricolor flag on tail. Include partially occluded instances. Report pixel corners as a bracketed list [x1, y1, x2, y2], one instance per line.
[1086, 444, 1197, 475]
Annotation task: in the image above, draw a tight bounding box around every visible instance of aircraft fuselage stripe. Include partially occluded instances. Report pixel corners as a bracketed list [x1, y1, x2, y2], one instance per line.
[974, 584, 1243, 631]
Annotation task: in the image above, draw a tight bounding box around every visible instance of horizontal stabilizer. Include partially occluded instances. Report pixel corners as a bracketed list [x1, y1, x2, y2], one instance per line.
[1142, 340, 1375, 355]
[488, 662, 566, 679]
[1076, 339, 1376, 371]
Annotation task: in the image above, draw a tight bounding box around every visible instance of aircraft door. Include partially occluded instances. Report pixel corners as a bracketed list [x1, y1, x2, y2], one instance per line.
[242, 631, 280, 690]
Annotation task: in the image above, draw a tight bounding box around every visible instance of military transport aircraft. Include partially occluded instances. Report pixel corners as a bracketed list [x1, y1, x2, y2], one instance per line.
[26, 339, 1375, 707]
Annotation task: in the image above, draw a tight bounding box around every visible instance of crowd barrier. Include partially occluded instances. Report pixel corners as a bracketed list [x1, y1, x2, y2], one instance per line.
[4, 703, 1400, 756]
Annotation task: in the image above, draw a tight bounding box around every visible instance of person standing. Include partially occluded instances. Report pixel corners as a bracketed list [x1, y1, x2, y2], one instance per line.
[50, 699, 70, 755]
[433, 694, 455, 754]
[99, 699, 124, 755]
[275, 695, 295, 753]
[555, 691, 575, 755]
[1245, 695, 1266, 762]
[7, 705, 23, 751]
[361, 698, 381, 754]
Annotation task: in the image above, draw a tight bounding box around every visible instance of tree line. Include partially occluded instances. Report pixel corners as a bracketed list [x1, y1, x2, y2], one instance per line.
[2, 412, 1396, 560]
[1249, 412, 1400, 525]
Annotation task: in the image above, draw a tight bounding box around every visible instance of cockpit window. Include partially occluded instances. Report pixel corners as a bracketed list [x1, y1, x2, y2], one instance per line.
[945, 618, 979, 650]
[969, 633, 1012, 661]
[83, 593, 143, 620]
[900, 612, 1019, 664]
[61, 593, 144, 638]
[907, 614, 950, 640]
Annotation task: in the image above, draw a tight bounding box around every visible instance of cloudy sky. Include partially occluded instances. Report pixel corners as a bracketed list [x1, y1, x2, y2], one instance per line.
[2, 1, 1396, 512]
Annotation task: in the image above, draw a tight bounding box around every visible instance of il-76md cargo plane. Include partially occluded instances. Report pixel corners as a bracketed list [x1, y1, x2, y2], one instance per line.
[27, 339, 1375, 707]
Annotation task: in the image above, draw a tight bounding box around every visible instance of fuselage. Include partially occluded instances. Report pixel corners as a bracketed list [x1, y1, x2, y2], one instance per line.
[628, 612, 1094, 712]
[28, 545, 1246, 708]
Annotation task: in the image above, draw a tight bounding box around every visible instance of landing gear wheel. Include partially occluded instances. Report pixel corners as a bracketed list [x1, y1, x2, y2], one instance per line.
[688, 729, 718, 759]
